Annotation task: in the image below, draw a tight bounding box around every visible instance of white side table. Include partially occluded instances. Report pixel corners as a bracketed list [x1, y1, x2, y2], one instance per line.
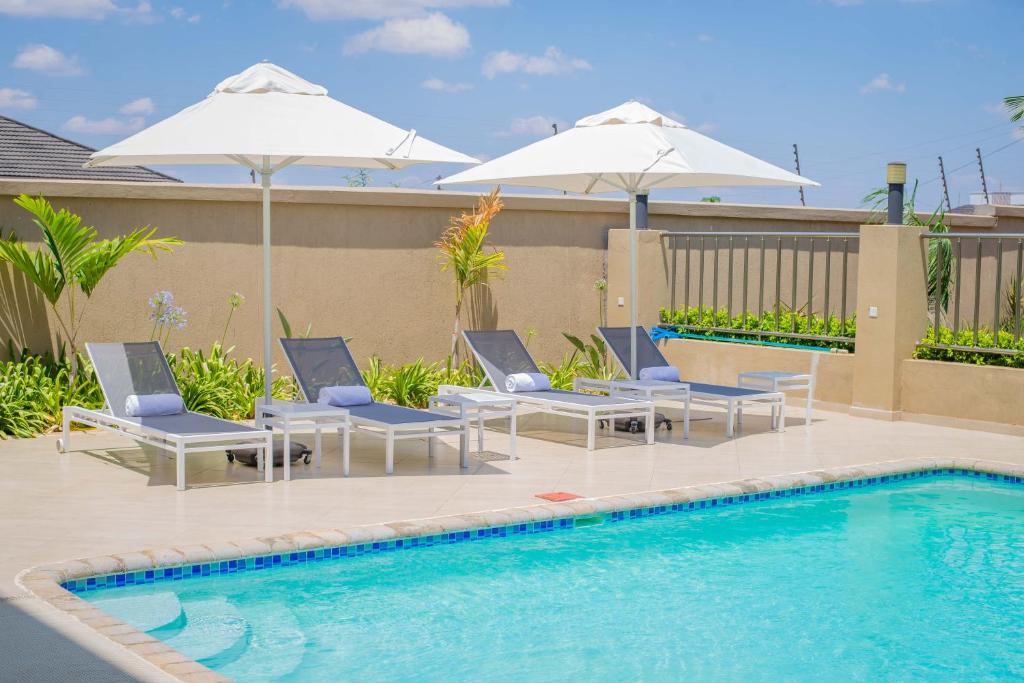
[255, 400, 351, 482]
[430, 387, 517, 460]
[737, 354, 818, 427]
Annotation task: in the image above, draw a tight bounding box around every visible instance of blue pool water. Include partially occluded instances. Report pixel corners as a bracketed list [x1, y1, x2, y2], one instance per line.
[84, 477, 1024, 681]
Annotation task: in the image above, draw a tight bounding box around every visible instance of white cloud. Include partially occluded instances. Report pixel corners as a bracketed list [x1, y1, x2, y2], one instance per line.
[695, 122, 719, 134]
[119, 97, 154, 115]
[422, 77, 473, 92]
[859, 72, 905, 95]
[0, 0, 156, 20]
[12, 44, 83, 75]
[483, 46, 591, 79]
[696, 33, 714, 43]
[344, 12, 469, 57]
[1012, 127, 1024, 141]
[0, 0, 115, 18]
[170, 6, 200, 22]
[278, 0, 507, 20]
[496, 115, 566, 138]
[64, 115, 145, 135]
[0, 87, 37, 110]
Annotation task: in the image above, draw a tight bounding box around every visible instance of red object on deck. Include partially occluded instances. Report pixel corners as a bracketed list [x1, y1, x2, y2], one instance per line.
[535, 491, 582, 502]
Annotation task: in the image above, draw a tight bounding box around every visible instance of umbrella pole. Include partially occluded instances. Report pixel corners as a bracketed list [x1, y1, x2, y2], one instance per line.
[629, 191, 638, 380]
[260, 156, 273, 404]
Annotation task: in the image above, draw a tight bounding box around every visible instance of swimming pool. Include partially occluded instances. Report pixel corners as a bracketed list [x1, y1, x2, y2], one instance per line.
[77, 473, 1024, 681]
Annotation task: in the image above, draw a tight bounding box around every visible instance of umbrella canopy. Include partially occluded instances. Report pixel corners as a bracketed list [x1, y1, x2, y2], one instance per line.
[87, 62, 477, 169]
[88, 62, 477, 407]
[439, 101, 819, 378]
[439, 101, 815, 192]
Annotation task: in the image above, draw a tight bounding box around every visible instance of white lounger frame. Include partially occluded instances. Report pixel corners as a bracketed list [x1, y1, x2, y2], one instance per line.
[59, 406, 273, 492]
[461, 333, 657, 451]
[589, 328, 786, 438]
[277, 340, 471, 475]
[318, 406, 469, 475]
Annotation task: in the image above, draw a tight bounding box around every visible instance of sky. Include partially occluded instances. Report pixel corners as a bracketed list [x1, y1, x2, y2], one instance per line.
[0, 0, 1020, 210]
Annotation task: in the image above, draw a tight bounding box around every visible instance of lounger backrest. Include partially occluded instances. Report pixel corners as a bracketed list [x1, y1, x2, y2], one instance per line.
[86, 342, 180, 418]
[598, 327, 670, 375]
[279, 337, 365, 402]
[462, 330, 540, 392]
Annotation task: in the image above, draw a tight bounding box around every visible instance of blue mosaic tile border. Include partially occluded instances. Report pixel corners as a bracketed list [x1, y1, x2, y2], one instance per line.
[62, 467, 1023, 594]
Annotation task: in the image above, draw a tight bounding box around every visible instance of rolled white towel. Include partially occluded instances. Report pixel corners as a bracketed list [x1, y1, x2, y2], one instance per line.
[318, 385, 373, 407]
[505, 372, 552, 393]
[125, 393, 185, 417]
[638, 366, 680, 382]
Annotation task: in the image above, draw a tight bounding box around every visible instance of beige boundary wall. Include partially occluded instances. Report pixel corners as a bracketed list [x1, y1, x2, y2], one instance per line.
[658, 338, 854, 409]
[901, 359, 1024, 433]
[6, 178, 998, 367]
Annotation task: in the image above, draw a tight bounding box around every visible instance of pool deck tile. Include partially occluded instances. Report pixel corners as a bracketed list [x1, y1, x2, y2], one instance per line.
[2, 407, 1023, 681]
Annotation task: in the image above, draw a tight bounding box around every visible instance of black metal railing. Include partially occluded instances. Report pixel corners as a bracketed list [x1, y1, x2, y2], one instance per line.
[660, 231, 859, 346]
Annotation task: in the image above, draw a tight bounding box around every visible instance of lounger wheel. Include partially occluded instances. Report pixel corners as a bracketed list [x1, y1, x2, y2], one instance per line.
[226, 452, 235, 463]
[303, 453, 312, 465]
[665, 421, 672, 431]
[56, 438, 63, 452]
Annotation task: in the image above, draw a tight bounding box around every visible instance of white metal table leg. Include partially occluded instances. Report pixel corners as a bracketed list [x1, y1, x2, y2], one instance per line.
[314, 425, 322, 469]
[508, 407, 517, 460]
[340, 425, 350, 477]
[477, 415, 484, 452]
[586, 412, 596, 451]
[778, 395, 786, 432]
[726, 399, 735, 438]
[176, 441, 186, 491]
[805, 378, 814, 426]
[283, 422, 291, 481]
[646, 404, 656, 445]
[736, 401, 743, 431]
[460, 423, 469, 468]
[385, 429, 395, 474]
[60, 408, 71, 452]
[427, 425, 435, 459]
[683, 395, 691, 440]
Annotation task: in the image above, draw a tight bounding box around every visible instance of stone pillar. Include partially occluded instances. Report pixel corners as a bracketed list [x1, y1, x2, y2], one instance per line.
[850, 223, 929, 419]
[606, 228, 668, 328]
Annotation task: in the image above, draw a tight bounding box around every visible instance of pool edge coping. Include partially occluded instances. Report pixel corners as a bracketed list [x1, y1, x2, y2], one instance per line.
[17, 455, 1024, 682]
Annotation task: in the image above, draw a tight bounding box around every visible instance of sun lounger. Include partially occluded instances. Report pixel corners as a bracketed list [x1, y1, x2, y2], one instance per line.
[576, 327, 785, 438]
[59, 342, 273, 491]
[279, 337, 469, 475]
[461, 330, 656, 450]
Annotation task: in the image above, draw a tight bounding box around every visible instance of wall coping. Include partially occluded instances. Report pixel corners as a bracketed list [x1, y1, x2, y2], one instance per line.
[0, 178, 999, 228]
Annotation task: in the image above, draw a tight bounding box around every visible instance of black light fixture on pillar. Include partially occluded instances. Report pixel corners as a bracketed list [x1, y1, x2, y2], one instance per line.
[887, 162, 906, 225]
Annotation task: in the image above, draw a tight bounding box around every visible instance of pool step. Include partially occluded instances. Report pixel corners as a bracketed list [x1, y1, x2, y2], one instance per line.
[165, 596, 250, 666]
[90, 591, 185, 634]
[219, 602, 306, 681]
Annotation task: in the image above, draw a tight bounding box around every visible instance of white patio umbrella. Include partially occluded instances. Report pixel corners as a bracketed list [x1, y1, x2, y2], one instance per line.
[87, 62, 477, 401]
[439, 101, 818, 378]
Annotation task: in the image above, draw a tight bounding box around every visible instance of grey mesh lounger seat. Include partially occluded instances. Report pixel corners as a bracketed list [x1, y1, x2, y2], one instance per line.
[462, 330, 656, 451]
[59, 342, 273, 491]
[279, 337, 469, 475]
[581, 327, 786, 438]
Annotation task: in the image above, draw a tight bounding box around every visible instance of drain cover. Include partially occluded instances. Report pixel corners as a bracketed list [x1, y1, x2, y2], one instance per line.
[535, 491, 582, 502]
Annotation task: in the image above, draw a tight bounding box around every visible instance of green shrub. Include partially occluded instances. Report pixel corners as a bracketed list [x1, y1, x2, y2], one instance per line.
[168, 343, 295, 420]
[659, 305, 856, 351]
[914, 327, 1024, 368]
[0, 349, 102, 439]
[361, 356, 483, 408]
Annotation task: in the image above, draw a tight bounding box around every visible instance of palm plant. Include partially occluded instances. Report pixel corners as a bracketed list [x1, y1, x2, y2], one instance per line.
[0, 195, 181, 361]
[435, 188, 507, 362]
[1006, 95, 1024, 123]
